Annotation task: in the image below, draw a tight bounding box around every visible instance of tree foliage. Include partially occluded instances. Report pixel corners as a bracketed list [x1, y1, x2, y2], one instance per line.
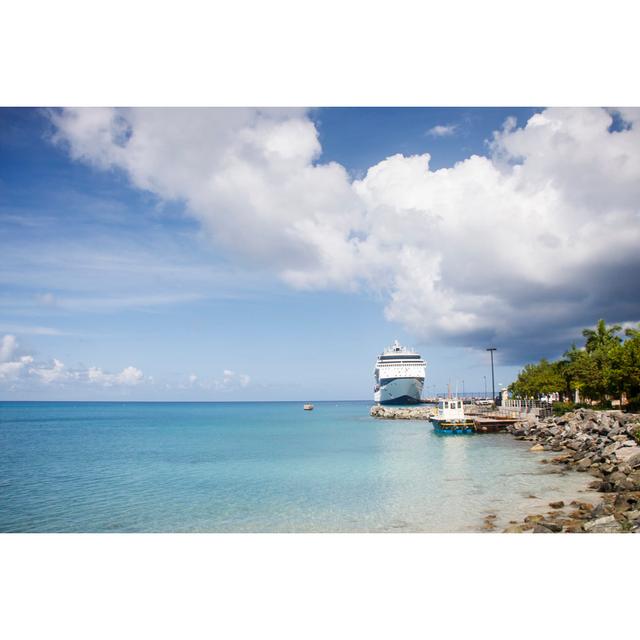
[509, 359, 564, 398]
[510, 319, 640, 407]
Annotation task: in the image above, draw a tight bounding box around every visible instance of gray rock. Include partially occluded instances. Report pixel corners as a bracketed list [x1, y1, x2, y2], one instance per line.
[504, 524, 528, 533]
[620, 477, 638, 491]
[577, 457, 593, 471]
[615, 446, 640, 463]
[626, 423, 640, 437]
[626, 452, 640, 469]
[609, 471, 628, 484]
[624, 472, 640, 490]
[590, 502, 613, 518]
[614, 493, 639, 511]
[584, 515, 622, 533]
[603, 442, 621, 457]
[599, 415, 612, 429]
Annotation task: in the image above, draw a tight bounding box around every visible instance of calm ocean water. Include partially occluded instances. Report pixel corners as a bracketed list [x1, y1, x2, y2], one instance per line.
[0, 401, 596, 532]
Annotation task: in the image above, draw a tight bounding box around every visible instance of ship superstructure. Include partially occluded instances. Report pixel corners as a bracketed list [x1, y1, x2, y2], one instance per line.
[373, 340, 426, 404]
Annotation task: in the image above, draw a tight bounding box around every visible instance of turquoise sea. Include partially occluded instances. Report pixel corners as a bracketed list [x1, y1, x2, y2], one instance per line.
[0, 401, 596, 532]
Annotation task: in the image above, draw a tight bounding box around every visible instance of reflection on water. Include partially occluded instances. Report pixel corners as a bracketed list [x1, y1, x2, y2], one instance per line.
[372, 419, 597, 532]
[0, 402, 599, 532]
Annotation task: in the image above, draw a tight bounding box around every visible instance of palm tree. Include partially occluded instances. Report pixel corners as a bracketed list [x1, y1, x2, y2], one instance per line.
[562, 343, 590, 402]
[582, 319, 622, 353]
[624, 323, 640, 339]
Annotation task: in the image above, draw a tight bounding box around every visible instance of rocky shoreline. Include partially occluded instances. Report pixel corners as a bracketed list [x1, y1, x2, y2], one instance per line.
[505, 409, 640, 533]
[370, 403, 640, 532]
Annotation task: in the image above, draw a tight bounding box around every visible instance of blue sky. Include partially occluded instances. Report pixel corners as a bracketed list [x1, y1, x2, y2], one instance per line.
[312, 107, 539, 175]
[2, 107, 638, 400]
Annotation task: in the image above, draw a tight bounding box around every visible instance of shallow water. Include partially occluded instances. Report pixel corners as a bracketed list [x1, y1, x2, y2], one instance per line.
[0, 401, 596, 532]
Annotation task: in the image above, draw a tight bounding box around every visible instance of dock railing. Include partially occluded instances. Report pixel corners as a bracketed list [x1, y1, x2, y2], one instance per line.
[499, 399, 553, 419]
[466, 399, 552, 420]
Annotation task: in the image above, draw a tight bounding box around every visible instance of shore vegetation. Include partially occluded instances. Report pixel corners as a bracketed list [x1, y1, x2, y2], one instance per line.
[510, 319, 640, 411]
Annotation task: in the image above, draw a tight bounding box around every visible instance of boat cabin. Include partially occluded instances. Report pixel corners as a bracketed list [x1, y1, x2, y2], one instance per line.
[437, 398, 465, 421]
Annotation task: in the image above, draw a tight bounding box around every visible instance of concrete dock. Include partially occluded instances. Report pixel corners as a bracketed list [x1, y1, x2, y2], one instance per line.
[370, 405, 522, 432]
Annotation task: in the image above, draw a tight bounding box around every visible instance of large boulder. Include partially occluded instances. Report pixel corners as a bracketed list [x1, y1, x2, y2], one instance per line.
[625, 509, 640, 522]
[615, 446, 640, 463]
[577, 457, 593, 471]
[603, 442, 622, 457]
[623, 451, 640, 469]
[583, 515, 623, 533]
[590, 501, 614, 518]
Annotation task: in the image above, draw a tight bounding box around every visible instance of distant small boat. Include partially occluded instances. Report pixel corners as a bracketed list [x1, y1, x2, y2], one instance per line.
[303, 404, 314, 411]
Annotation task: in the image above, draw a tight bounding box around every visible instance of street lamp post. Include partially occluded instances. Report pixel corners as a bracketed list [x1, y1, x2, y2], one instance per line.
[486, 348, 497, 405]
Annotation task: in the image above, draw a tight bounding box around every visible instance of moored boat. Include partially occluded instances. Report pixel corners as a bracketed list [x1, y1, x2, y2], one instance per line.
[431, 398, 475, 434]
[373, 340, 426, 404]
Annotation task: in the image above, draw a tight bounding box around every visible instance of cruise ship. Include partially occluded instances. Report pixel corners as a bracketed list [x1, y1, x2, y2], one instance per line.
[374, 340, 426, 404]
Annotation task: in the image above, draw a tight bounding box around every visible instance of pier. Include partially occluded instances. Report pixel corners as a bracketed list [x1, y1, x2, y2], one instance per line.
[370, 404, 523, 432]
[470, 416, 520, 432]
[464, 405, 522, 431]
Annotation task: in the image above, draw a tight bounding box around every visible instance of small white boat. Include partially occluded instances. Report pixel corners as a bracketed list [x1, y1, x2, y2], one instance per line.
[303, 404, 314, 411]
[431, 398, 475, 434]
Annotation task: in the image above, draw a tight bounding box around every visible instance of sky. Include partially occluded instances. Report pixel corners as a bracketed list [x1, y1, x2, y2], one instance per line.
[1, 107, 639, 401]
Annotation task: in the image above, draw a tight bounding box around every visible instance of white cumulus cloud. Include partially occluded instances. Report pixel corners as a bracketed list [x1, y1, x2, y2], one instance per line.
[426, 124, 458, 137]
[50, 108, 361, 283]
[0, 334, 145, 389]
[31, 358, 68, 384]
[186, 369, 251, 392]
[222, 369, 251, 388]
[49, 107, 640, 362]
[0, 335, 34, 380]
[0, 334, 18, 362]
[87, 365, 144, 387]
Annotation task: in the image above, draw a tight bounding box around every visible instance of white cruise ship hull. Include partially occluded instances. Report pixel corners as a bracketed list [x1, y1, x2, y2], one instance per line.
[375, 377, 424, 405]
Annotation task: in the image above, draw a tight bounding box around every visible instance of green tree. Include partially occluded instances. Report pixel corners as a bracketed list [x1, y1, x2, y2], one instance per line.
[510, 358, 564, 399]
[573, 320, 624, 404]
[582, 318, 622, 352]
[620, 324, 640, 404]
[512, 320, 639, 410]
[558, 344, 582, 400]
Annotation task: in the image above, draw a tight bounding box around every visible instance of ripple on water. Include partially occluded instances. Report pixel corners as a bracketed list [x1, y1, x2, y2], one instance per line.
[0, 401, 603, 532]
